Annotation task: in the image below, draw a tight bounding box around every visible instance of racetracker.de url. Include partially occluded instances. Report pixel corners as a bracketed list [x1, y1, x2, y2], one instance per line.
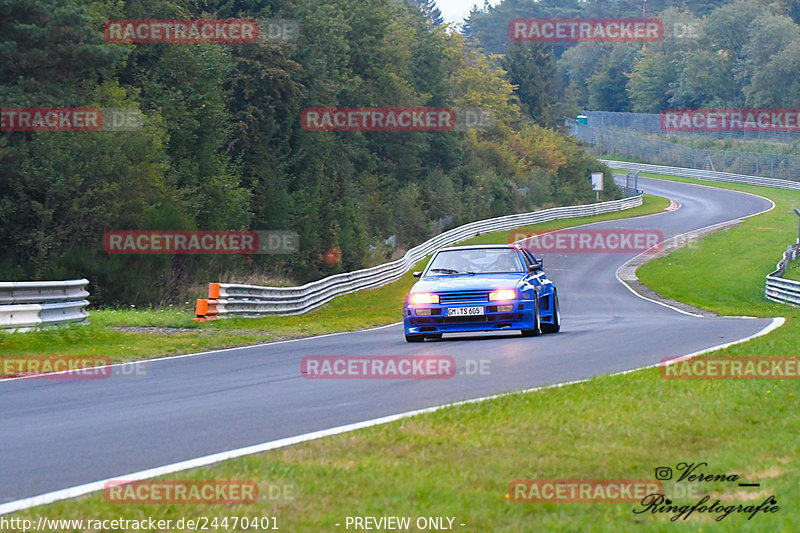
[0, 516, 278, 532]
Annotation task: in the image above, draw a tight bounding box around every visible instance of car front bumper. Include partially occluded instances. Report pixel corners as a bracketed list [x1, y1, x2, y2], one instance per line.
[403, 300, 536, 335]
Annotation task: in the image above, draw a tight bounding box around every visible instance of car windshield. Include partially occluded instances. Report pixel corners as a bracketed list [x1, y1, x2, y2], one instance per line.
[426, 249, 524, 275]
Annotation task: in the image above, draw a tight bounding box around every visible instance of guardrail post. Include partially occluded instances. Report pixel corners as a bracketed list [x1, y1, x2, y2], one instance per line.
[794, 208, 800, 244]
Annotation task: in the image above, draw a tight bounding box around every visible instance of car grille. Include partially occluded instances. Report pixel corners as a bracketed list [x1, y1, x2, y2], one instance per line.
[435, 313, 521, 324]
[440, 316, 489, 323]
[438, 291, 490, 304]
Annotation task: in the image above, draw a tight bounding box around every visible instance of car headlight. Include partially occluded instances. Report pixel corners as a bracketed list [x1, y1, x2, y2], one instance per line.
[410, 293, 439, 305]
[489, 289, 516, 301]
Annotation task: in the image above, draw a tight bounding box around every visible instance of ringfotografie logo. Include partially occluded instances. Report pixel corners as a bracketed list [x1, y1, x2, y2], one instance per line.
[635, 462, 779, 522]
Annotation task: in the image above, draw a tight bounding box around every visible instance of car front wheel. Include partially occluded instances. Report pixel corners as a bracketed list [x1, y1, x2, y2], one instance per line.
[520, 297, 540, 337]
[405, 334, 425, 343]
[541, 293, 560, 334]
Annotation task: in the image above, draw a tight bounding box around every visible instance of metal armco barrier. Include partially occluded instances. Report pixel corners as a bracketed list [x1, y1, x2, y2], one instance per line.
[195, 195, 644, 319]
[0, 279, 90, 331]
[600, 160, 800, 191]
[766, 245, 800, 307]
[601, 160, 800, 308]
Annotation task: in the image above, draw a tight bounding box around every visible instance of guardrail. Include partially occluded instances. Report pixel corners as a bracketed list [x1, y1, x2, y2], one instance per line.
[618, 170, 642, 197]
[766, 245, 800, 307]
[600, 160, 800, 191]
[195, 194, 644, 319]
[573, 123, 800, 180]
[0, 279, 90, 331]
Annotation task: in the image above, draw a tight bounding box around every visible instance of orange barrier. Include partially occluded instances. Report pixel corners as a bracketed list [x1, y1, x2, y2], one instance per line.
[193, 297, 219, 321]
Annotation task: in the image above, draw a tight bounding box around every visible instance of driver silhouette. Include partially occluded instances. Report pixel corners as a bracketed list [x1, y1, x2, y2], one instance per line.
[494, 254, 517, 272]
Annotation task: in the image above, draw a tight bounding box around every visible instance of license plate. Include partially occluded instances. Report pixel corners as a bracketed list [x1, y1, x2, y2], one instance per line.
[446, 306, 484, 317]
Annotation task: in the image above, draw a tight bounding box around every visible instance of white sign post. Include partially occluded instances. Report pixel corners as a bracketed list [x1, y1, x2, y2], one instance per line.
[794, 208, 800, 244]
[591, 172, 604, 201]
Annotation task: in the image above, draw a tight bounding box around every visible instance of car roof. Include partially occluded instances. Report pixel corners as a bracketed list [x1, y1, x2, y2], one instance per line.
[436, 244, 524, 252]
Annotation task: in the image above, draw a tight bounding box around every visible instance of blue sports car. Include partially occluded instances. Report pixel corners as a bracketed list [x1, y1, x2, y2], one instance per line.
[403, 244, 560, 342]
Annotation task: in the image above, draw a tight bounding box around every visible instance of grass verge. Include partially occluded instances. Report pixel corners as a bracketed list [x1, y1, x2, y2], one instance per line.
[0, 194, 667, 364]
[783, 259, 800, 282]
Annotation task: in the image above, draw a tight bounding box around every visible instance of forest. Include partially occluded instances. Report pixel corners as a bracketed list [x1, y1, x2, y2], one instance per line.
[466, 0, 800, 122]
[0, 0, 614, 306]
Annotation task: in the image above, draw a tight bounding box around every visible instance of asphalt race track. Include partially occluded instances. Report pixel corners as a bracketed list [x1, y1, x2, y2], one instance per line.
[0, 177, 779, 507]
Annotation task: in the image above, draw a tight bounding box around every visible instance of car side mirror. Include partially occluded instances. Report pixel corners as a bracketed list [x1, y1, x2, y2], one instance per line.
[528, 263, 542, 273]
[413, 271, 422, 278]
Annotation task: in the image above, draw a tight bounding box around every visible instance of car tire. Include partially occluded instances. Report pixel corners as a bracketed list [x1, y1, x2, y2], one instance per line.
[405, 334, 425, 343]
[425, 333, 443, 340]
[541, 293, 560, 334]
[520, 297, 540, 337]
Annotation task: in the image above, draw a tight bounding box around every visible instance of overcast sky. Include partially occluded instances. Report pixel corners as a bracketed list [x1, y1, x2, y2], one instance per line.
[435, 0, 502, 26]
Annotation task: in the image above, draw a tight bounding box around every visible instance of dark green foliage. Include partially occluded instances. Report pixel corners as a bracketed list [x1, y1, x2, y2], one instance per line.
[468, 0, 800, 118]
[0, 0, 616, 305]
[501, 42, 557, 127]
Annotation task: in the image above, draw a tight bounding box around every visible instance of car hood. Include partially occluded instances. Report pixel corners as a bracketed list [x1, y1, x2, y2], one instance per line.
[411, 273, 524, 293]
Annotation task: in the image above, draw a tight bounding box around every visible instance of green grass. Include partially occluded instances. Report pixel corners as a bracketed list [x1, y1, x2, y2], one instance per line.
[6, 178, 799, 531]
[13, 367, 796, 532]
[783, 259, 800, 282]
[617, 170, 799, 317]
[0, 194, 668, 365]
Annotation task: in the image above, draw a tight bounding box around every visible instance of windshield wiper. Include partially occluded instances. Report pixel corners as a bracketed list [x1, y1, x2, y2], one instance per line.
[429, 268, 460, 275]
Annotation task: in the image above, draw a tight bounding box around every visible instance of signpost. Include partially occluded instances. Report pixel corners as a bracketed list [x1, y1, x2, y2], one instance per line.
[591, 172, 604, 202]
[794, 208, 800, 244]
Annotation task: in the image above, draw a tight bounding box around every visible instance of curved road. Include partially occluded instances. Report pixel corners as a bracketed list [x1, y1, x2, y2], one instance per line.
[0, 177, 778, 509]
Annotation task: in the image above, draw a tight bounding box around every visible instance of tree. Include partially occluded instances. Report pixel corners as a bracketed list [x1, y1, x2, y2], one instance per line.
[743, 39, 800, 107]
[413, 0, 444, 26]
[669, 49, 738, 108]
[738, 12, 800, 95]
[627, 51, 676, 112]
[587, 45, 637, 112]
[501, 42, 557, 127]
